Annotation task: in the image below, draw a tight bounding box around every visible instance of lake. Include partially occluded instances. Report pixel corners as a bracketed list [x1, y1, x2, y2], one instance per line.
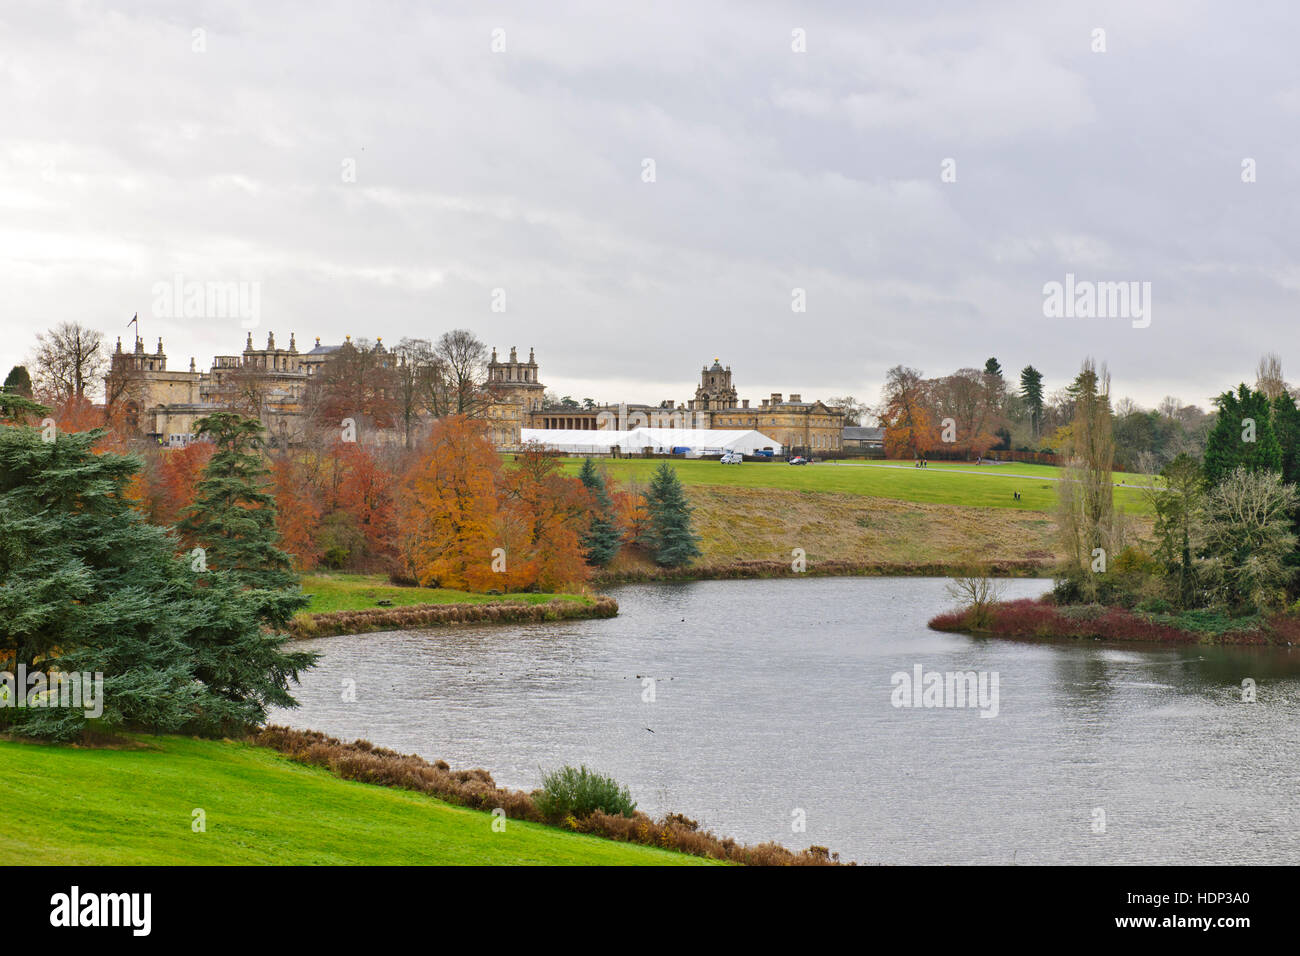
[270, 577, 1300, 864]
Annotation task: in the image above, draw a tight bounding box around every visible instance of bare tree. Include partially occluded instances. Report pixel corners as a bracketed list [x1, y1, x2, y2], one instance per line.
[945, 560, 1006, 628]
[434, 329, 489, 416]
[33, 322, 106, 401]
[826, 395, 868, 426]
[1255, 353, 1286, 400]
[1056, 358, 1117, 595]
[392, 337, 448, 446]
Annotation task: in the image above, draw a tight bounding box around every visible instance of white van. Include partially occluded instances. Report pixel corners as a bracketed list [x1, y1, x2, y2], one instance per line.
[720, 451, 743, 464]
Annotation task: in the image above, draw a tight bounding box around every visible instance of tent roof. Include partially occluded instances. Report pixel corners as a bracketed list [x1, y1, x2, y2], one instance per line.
[519, 426, 782, 453]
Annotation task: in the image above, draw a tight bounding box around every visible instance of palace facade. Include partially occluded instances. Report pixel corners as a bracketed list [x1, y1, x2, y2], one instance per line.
[109, 333, 842, 455]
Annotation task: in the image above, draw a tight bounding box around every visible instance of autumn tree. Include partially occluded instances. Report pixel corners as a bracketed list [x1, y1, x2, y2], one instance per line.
[146, 441, 216, 526]
[329, 440, 397, 567]
[308, 338, 398, 431]
[500, 446, 592, 590]
[877, 365, 934, 459]
[271, 456, 324, 570]
[933, 368, 1001, 456]
[398, 415, 501, 591]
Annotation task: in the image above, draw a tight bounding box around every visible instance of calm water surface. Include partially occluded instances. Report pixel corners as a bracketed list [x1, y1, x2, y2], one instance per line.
[270, 577, 1300, 864]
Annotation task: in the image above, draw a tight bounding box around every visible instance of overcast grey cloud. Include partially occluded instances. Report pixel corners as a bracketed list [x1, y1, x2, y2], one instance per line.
[2, 0, 1298, 409]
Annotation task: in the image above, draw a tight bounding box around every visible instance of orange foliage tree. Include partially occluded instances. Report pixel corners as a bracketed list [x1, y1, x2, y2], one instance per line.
[499, 447, 592, 592]
[397, 415, 502, 591]
[144, 442, 216, 526]
[330, 441, 396, 564]
[271, 455, 324, 570]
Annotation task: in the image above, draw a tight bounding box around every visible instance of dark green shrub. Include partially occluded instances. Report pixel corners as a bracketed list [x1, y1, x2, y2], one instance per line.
[535, 765, 636, 820]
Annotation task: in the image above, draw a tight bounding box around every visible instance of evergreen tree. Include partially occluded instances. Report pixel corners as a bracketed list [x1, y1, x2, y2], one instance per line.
[177, 412, 300, 597]
[0, 421, 314, 739]
[577, 457, 621, 567]
[983, 357, 1003, 380]
[0, 389, 45, 425]
[3, 365, 32, 397]
[1151, 453, 1204, 608]
[1202, 385, 1281, 486]
[1019, 365, 1044, 439]
[1270, 391, 1300, 486]
[644, 462, 701, 567]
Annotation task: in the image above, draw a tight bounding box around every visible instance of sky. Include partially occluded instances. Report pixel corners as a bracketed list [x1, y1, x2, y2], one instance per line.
[2, 0, 1298, 412]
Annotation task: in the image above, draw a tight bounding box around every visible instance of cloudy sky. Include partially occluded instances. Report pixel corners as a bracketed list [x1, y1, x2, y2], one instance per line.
[2, 0, 1297, 411]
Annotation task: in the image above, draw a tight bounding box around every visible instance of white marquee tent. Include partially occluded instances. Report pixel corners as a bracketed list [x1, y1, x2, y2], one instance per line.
[519, 427, 782, 456]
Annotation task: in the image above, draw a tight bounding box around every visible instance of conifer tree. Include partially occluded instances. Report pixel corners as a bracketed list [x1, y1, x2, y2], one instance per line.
[177, 412, 300, 596]
[2, 365, 32, 398]
[1270, 390, 1300, 486]
[644, 462, 701, 567]
[577, 457, 621, 566]
[1202, 385, 1281, 486]
[0, 419, 314, 739]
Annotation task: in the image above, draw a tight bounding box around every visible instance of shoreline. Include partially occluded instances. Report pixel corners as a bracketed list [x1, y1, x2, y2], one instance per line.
[929, 597, 1300, 647]
[289, 595, 619, 639]
[252, 726, 848, 865]
[593, 558, 1051, 585]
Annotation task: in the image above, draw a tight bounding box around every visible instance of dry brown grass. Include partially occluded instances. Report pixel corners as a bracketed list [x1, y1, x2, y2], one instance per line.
[686, 485, 1067, 566]
[253, 726, 849, 865]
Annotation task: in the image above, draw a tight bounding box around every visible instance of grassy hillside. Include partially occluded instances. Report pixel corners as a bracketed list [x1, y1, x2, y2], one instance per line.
[681, 485, 1063, 566]
[558, 457, 1154, 515]
[0, 735, 710, 865]
[299, 573, 592, 615]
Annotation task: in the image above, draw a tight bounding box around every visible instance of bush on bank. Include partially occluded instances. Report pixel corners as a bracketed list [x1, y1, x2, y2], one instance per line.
[253, 726, 848, 865]
[929, 596, 1300, 645]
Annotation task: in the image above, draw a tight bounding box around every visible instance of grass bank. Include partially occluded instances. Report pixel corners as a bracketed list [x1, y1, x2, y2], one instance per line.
[559, 457, 1153, 515]
[929, 597, 1300, 646]
[594, 485, 1077, 582]
[0, 734, 710, 865]
[292, 573, 612, 638]
[300, 573, 592, 614]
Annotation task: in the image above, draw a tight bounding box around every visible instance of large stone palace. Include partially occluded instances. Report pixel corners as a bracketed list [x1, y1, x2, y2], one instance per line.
[111, 334, 843, 454]
[108, 332, 342, 444]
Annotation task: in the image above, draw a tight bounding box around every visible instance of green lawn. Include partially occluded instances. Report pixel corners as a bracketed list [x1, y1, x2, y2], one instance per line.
[557, 457, 1154, 515]
[0, 735, 711, 865]
[299, 573, 592, 615]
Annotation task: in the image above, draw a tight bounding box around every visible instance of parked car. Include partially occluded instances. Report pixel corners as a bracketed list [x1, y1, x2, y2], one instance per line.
[752, 449, 775, 458]
[788, 456, 809, 465]
[720, 451, 743, 464]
